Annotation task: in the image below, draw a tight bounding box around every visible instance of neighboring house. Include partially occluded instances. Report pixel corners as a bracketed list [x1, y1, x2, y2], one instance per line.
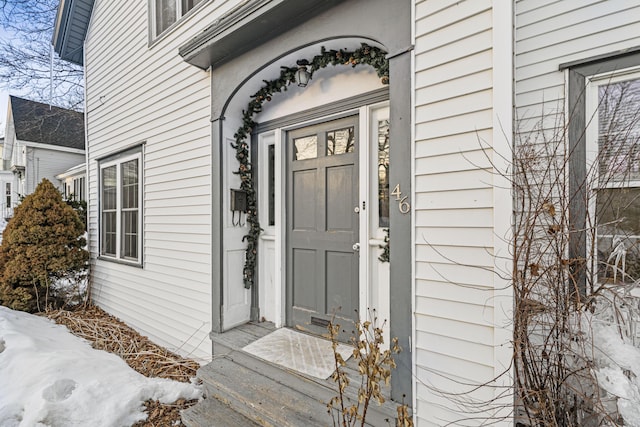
[52, 0, 640, 425]
[2, 96, 86, 209]
[57, 163, 87, 202]
[0, 138, 12, 219]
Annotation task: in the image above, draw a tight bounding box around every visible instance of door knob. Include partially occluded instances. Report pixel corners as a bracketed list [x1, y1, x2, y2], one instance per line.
[352, 243, 360, 251]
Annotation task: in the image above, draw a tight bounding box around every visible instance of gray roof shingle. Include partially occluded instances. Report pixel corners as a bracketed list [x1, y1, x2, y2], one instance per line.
[10, 96, 85, 150]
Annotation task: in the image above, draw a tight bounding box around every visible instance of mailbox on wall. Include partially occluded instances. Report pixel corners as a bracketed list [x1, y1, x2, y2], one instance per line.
[230, 188, 248, 213]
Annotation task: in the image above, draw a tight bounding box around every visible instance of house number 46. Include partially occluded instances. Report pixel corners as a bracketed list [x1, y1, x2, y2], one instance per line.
[391, 184, 411, 214]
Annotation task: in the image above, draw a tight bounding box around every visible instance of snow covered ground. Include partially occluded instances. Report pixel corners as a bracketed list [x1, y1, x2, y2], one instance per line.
[0, 306, 202, 427]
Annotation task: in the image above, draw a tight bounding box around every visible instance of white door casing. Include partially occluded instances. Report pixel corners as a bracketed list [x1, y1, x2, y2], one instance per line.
[256, 103, 390, 337]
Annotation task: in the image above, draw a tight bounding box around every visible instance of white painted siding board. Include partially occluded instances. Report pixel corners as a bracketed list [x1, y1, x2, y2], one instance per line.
[415, 170, 493, 193]
[416, 89, 492, 124]
[414, 129, 493, 158]
[415, 30, 493, 72]
[515, 0, 564, 15]
[416, 314, 493, 346]
[414, 187, 493, 210]
[415, 260, 494, 288]
[415, 69, 492, 106]
[415, 366, 496, 402]
[415, 49, 492, 88]
[517, 3, 636, 42]
[416, 330, 494, 370]
[416, 279, 495, 308]
[415, 245, 495, 267]
[415, 0, 491, 35]
[416, 9, 492, 52]
[416, 110, 493, 140]
[517, 0, 611, 28]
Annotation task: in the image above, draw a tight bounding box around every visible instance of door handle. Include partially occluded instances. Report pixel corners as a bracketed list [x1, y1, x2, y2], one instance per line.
[352, 243, 360, 251]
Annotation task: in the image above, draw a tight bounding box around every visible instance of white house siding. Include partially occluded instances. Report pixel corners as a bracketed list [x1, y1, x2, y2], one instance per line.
[413, 1, 511, 425]
[84, 0, 244, 361]
[515, 0, 640, 136]
[25, 147, 85, 195]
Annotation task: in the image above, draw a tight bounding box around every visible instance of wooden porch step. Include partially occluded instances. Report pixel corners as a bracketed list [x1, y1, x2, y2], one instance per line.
[181, 394, 260, 427]
[192, 350, 399, 427]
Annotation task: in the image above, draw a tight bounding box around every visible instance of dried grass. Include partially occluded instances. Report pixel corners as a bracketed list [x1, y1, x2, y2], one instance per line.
[45, 304, 200, 427]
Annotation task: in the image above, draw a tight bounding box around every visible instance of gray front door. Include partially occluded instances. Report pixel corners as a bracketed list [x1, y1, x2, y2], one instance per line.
[287, 116, 359, 336]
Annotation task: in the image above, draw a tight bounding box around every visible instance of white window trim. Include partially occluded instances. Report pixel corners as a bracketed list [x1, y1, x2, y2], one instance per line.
[586, 67, 640, 289]
[99, 151, 143, 265]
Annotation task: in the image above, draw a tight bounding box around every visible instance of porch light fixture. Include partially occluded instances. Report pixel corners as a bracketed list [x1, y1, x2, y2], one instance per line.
[295, 59, 311, 87]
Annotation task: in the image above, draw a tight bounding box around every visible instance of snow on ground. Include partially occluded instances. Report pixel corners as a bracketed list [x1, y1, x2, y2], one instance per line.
[0, 216, 6, 245]
[592, 314, 640, 426]
[0, 306, 202, 427]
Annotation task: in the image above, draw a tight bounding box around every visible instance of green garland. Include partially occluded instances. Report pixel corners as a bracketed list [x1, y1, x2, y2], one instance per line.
[233, 43, 389, 289]
[378, 228, 390, 263]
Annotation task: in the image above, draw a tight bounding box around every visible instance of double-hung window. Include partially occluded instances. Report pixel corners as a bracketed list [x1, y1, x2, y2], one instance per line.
[100, 150, 142, 264]
[153, 0, 206, 37]
[587, 69, 640, 285]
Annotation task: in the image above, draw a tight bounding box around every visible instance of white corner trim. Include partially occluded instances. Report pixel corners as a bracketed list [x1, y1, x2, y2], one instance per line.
[491, 0, 514, 425]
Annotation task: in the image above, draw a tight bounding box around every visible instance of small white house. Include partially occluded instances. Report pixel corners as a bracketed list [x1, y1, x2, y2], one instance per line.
[2, 96, 86, 206]
[52, 0, 640, 424]
[57, 163, 87, 202]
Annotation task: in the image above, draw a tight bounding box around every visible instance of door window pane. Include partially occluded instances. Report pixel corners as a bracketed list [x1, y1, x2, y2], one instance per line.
[268, 144, 275, 226]
[377, 120, 390, 227]
[294, 135, 317, 160]
[327, 127, 355, 156]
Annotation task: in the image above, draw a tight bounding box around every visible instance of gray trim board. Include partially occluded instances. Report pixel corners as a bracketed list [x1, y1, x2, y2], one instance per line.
[559, 45, 640, 71]
[179, 0, 346, 70]
[388, 51, 412, 401]
[565, 51, 640, 295]
[211, 118, 223, 334]
[53, 0, 95, 65]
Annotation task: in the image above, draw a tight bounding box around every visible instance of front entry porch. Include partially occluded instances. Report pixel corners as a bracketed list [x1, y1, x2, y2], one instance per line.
[182, 322, 403, 426]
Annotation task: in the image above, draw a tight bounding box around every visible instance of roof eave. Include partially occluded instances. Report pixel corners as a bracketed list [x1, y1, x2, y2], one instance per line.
[52, 0, 95, 66]
[179, 0, 346, 70]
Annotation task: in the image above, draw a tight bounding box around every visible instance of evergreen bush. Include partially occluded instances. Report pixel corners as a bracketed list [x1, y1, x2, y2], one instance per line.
[0, 179, 88, 312]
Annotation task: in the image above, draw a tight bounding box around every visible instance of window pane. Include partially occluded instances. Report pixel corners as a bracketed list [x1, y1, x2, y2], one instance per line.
[181, 0, 204, 15]
[268, 144, 275, 226]
[378, 120, 390, 227]
[156, 0, 176, 35]
[598, 78, 640, 184]
[122, 210, 138, 259]
[102, 211, 116, 256]
[596, 188, 640, 284]
[122, 159, 138, 209]
[326, 127, 355, 156]
[102, 166, 116, 210]
[294, 135, 317, 160]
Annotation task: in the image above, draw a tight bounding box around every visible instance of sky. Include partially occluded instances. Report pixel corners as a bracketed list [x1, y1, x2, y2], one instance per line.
[0, 306, 202, 426]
